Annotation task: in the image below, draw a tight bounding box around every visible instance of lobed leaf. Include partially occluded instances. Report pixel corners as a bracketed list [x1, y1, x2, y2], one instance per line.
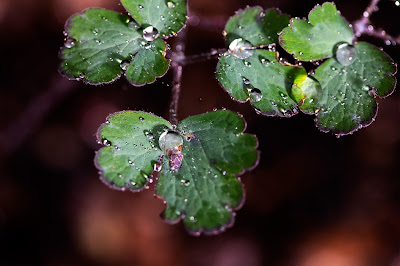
[125, 38, 170, 85]
[217, 6, 305, 117]
[313, 42, 397, 136]
[96, 111, 172, 191]
[95, 110, 259, 235]
[224, 7, 290, 47]
[60, 8, 144, 84]
[216, 50, 306, 117]
[279, 2, 354, 61]
[121, 0, 187, 37]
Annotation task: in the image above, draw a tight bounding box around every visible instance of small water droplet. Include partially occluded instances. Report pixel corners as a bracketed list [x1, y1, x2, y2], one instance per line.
[102, 139, 111, 146]
[138, 4, 144, 9]
[139, 117, 145, 121]
[65, 39, 75, 48]
[249, 88, 263, 102]
[128, 21, 139, 30]
[260, 58, 270, 67]
[167, 1, 175, 8]
[228, 38, 254, 59]
[244, 61, 252, 67]
[120, 61, 130, 70]
[335, 43, 357, 66]
[143, 26, 159, 41]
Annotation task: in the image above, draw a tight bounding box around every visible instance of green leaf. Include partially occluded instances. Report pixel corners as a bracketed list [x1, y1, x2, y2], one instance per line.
[313, 42, 397, 136]
[95, 110, 259, 235]
[95, 111, 172, 191]
[121, 0, 187, 37]
[60, 8, 170, 85]
[224, 7, 290, 47]
[125, 38, 169, 85]
[279, 2, 354, 61]
[60, 8, 143, 84]
[156, 111, 258, 235]
[216, 50, 306, 117]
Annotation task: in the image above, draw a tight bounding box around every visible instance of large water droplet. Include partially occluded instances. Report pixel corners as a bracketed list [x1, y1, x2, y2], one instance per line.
[143, 26, 159, 41]
[335, 43, 357, 66]
[159, 131, 183, 152]
[229, 38, 254, 59]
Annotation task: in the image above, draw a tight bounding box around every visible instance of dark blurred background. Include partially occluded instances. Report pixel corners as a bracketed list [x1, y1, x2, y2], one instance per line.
[1, 0, 400, 265]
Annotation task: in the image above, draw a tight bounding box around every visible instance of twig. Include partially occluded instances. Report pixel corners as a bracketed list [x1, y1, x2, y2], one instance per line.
[354, 0, 381, 37]
[175, 48, 227, 65]
[169, 27, 187, 126]
[0, 74, 78, 157]
[353, 0, 400, 45]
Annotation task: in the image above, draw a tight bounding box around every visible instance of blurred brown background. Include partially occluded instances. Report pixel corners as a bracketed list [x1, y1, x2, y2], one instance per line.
[1, 0, 400, 265]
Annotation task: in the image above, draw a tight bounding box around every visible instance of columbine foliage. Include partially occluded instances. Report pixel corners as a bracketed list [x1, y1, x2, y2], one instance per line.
[60, 1, 187, 85]
[96, 111, 258, 235]
[59, 0, 397, 235]
[279, 2, 397, 136]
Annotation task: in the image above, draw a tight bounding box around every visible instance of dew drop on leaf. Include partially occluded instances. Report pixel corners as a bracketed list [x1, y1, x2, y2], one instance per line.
[65, 39, 75, 48]
[120, 61, 130, 70]
[249, 89, 263, 102]
[143, 26, 159, 41]
[167, 1, 175, 8]
[228, 38, 254, 59]
[159, 131, 184, 171]
[335, 43, 358, 66]
[260, 58, 270, 67]
[102, 138, 112, 146]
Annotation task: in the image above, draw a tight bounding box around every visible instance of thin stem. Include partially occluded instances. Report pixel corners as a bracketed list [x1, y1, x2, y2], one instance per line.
[169, 27, 187, 126]
[354, 0, 381, 37]
[353, 0, 400, 45]
[175, 48, 227, 65]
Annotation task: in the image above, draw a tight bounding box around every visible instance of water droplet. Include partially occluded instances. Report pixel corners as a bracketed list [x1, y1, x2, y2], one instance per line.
[138, 4, 144, 9]
[395, 0, 400, 6]
[120, 61, 130, 70]
[260, 58, 270, 67]
[228, 38, 254, 59]
[143, 26, 159, 41]
[131, 181, 137, 186]
[128, 21, 139, 30]
[102, 138, 111, 146]
[154, 163, 162, 172]
[65, 39, 75, 48]
[189, 216, 196, 222]
[243, 78, 250, 85]
[244, 61, 252, 67]
[167, 1, 175, 8]
[249, 89, 263, 102]
[335, 43, 357, 66]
